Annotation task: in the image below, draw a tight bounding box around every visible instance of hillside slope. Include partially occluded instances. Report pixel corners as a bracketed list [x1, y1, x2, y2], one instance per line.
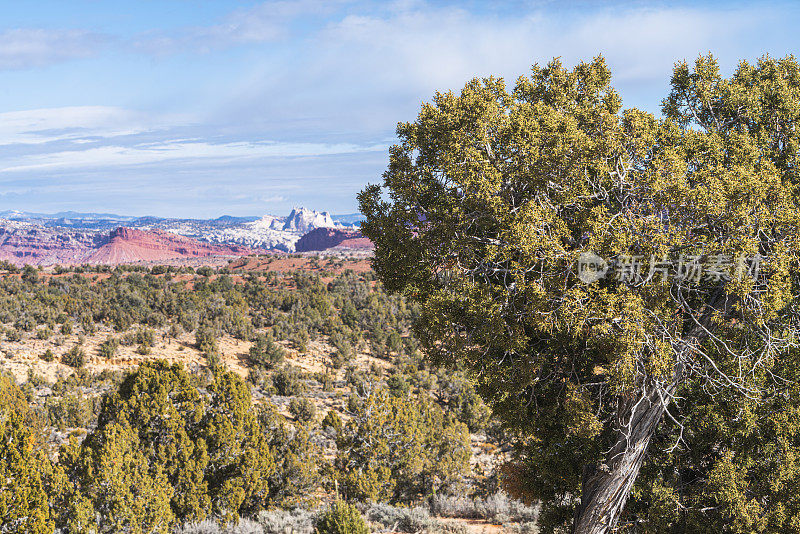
[86, 227, 257, 264]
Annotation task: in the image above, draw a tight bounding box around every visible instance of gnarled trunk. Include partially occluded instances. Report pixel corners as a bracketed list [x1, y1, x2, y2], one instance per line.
[572, 384, 671, 534]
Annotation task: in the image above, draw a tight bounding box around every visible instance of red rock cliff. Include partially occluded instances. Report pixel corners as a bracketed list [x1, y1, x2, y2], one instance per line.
[294, 228, 372, 252]
[87, 227, 256, 264]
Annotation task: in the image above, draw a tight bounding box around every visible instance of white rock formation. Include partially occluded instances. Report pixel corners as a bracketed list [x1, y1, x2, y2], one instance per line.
[281, 207, 336, 232]
[198, 208, 339, 252]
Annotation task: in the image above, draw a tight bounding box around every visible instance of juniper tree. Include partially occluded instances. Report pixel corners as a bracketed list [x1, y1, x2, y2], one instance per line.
[359, 55, 800, 533]
[336, 388, 470, 502]
[62, 361, 275, 528]
[0, 374, 55, 534]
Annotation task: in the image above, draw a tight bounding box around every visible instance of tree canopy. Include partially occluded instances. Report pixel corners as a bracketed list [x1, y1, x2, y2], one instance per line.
[61, 361, 275, 531]
[359, 54, 800, 533]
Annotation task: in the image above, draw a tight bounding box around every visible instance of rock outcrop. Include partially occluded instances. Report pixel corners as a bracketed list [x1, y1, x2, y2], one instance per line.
[281, 207, 336, 233]
[86, 227, 257, 264]
[0, 220, 259, 266]
[203, 207, 340, 252]
[294, 228, 373, 252]
[0, 219, 102, 265]
[0, 207, 365, 263]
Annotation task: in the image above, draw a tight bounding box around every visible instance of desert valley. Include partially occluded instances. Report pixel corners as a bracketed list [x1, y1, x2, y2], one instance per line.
[2, 2, 799, 533]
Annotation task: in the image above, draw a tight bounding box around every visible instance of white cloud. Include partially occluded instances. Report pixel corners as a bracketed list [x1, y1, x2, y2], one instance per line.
[0, 139, 387, 173]
[214, 1, 782, 141]
[318, 3, 771, 92]
[134, 0, 345, 55]
[257, 194, 287, 203]
[0, 106, 188, 146]
[0, 28, 105, 70]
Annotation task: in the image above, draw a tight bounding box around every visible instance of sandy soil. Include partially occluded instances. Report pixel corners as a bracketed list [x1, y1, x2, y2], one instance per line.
[0, 323, 386, 385]
[439, 518, 509, 534]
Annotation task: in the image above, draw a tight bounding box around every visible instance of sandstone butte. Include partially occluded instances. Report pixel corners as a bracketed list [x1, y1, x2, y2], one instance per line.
[0, 225, 260, 266]
[294, 227, 373, 253]
[86, 227, 258, 264]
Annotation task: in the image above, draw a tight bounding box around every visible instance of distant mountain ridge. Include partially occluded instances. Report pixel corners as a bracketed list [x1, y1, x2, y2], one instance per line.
[0, 207, 370, 264]
[0, 209, 359, 228]
[0, 210, 138, 221]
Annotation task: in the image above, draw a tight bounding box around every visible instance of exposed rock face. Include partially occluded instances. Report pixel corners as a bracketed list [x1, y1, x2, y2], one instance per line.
[86, 227, 257, 264]
[0, 220, 258, 266]
[202, 207, 339, 252]
[281, 207, 335, 233]
[0, 207, 364, 263]
[0, 219, 103, 265]
[249, 214, 285, 232]
[295, 228, 373, 252]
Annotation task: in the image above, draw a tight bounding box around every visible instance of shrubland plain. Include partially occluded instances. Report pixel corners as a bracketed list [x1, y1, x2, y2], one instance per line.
[0, 255, 536, 534]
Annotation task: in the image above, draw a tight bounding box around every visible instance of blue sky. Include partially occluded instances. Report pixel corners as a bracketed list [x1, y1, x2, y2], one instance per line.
[0, 0, 797, 218]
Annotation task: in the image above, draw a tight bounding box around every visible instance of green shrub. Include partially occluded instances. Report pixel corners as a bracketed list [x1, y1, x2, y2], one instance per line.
[36, 327, 52, 340]
[249, 334, 285, 370]
[62, 345, 86, 368]
[136, 327, 155, 348]
[321, 410, 342, 435]
[45, 393, 92, 430]
[195, 325, 218, 354]
[289, 397, 316, 423]
[387, 373, 410, 397]
[97, 337, 119, 359]
[336, 389, 471, 503]
[314, 501, 368, 534]
[61, 362, 276, 530]
[272, 366, 306, 397]
[5, 328, 21, 342]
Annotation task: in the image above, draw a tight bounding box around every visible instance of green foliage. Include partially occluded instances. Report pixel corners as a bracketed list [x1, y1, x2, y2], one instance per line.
[249, 333, 286, 370]
[387, 373, 411, 397]
[440, 375, 492, 433]
[314, 501, 369, 534]
[289, 397, 317, 423]
[136, 327, 155, 347]
[61, 361, 276, 530]
[62, 344, 86, 368]
[62, 422, 175, 533]
[195, 324, 219, 354]
[0, 374, 56, 533]
[21, 264, 40, 283]
[45, 391, 93, 430]
[321, 410, 342, 435]
[336, 388, 471, 503]
[621, 348, 800, 532]
[60, 320, 72, 335]
[272, 365, 307, 397]
[0, 264, 477, 528]
[98, 336, 119, 359]
[168, 323, 182, 340]
[359, 54, 800, 530]
[5, 328, 21, 342]
[36, 327, 51, 340]
[259, 404, 323, 508]
[0, 257, 409, 369]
